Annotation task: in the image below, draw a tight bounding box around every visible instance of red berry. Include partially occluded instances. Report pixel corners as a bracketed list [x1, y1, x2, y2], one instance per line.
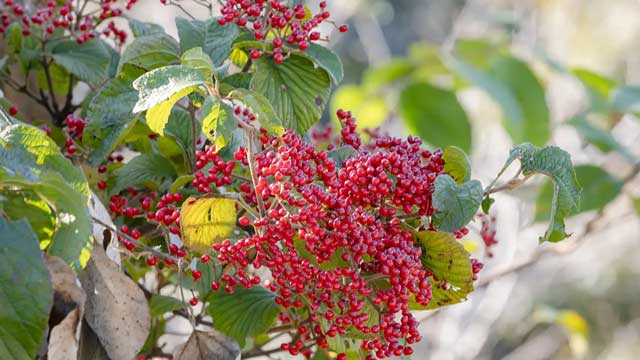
[200, 254, 210, 263]
[98, 165, 107, 173]
[131, 229, 141, 239]
[8, 105, 17, 116]
[238, 216, 251, 227]
[250, 48, 261, 59]
[97, 181, 107, 190]
[146, 257, 157, 266]
[189, 297, 198, 306]
[192, 270, 202, 280]
[339, 24, 349, 33]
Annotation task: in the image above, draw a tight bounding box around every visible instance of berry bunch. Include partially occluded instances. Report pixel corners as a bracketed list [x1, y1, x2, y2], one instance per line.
[0, 0, 133, 45]
[478, 213, 498, 257]
[218, 0, 348, 63]
[62, 114, 85, 158]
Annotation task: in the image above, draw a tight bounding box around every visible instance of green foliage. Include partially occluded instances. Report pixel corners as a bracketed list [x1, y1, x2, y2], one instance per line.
[536, 165, 622, 220]
[400, 82, 472, 152]
[413, 231, 474, 310]
[0, 124, 92, 268]
[47, 39, 111, 85]
[432, 175, 483, 232]
[181, 47, 215, 78]
[129, 19, 164, 38]
[443, 146, 472, 184]
[149, 295, 185, 317]
[176, 17, 239, 66]
[228, 88, 284, 135]
[501, 144, 582, 242]
[119, 33, 180, 72]
[133, 65, 207, 114]
[0, 219, 52, 360]
[108, 153, 177, 195]
[208, 286, 281, 347]
[303, 43, 344, 85]
[251, 55, 331, 134]
[202, 97, 235, 151]
[85, 66, 144, 165]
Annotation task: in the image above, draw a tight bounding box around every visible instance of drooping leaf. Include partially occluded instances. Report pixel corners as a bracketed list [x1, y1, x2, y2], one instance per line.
[133, 65, 207, 113]
[48, 39, 110, 85]
[119, 33, 180, 72]
[145, 86, 199, 135]
[413, 231, 474, 310]
[443, 146, 471, 184]
[501, 143, 582, 242]
[129, 18, 164, 37]
[85, 67, 144, 165]
[180, 196, 237, 253]
[0, 219, 52, 360]
[202, 97, 236, 151]
[164, 108, 195, 159]
[399, 81, 472, 152]
[208, 285, 281, 347]
[149, 295, 185, 317]
[175, 17, 206, 52]
[432, 175, 483, 232]
[79, 246, 151, 360]
[251, 55, 331, 134]
[303, 43, 344, 85]
[108, 153, 177, 195]
[228, 88, 284, 135]
[535, 165, 621, 221]
[174, 330, 240, 360]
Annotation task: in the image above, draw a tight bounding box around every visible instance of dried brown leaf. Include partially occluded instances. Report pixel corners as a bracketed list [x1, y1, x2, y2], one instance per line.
[80, 246, 150, 360]
[175, 330, 240, 360]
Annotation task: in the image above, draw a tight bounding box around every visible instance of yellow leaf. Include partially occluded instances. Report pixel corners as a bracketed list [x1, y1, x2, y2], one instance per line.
[180, 196, 236, 253]
[146, 86, 197, 135]
[558, 310, 589, 338]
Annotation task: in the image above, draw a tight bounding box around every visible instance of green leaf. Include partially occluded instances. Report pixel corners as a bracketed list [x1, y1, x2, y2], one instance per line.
[170, 175, 194, 194]
[303, 43, 344, 85]
[481, 195, 495, 215]
[129, 18, 164, 37]
[6, 23, 42, 73]
[146, 86, 198, 135]
[176, 17, 206, 52]
[0, 190, 55, 246]
[85, 67, 144, 165]
[204, 19, 240, 66]
[414, 231, 473, 310]
[228, 88, 284, 135]
[432, 175, 483, 232]
[0, 219, 52, 360]
[502, 143, 582, 242]
[568, 116, 634, 160]
[443, 146, 471, 184]
[36, 63, 73, 95]
[251, 55, 331, 134]
[327, 145, 357, 168]
[119, 33, 180, 72]
[194, 261, 216, 302]
[133, 65, 207, 113]
[399, 82, 472, 152]
[164, 108, 194, 158]
[149, 295, 184, 317]
[611, 85, 640, 113]
[362, 58, 414, 91]
[202, 97, 235, 151]
[487, 55, 550, 146]
[47, 38, 110, 85]
[108, 154, 177, 195]
[535, 165, 621, 221]
[572, 68, 616, 113]
[181, 47, 215, 77]
[220, 72, 252, 92]
[208, 286, 281, 347]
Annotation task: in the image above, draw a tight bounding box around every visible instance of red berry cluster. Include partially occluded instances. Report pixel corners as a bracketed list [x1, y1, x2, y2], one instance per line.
[478, 213, 498, 257]
[218, 0, 348, 63]
[193, 145, 236, 193]
[63, 114, 86, 158]
[0, 0, 133, 45]
[204, 111, 479, 358]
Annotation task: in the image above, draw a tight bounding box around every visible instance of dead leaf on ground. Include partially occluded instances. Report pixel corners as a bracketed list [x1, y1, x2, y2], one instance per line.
[80, 246, 150, 360]
[175, 330, 240, 360]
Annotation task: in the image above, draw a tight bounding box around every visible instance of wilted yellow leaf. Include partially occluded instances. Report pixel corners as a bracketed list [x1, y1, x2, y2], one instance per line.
[180, 197, 236, 252]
